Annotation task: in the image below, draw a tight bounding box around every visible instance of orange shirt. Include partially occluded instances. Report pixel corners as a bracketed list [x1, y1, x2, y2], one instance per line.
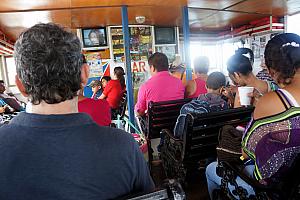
[171, 71, 196, 86]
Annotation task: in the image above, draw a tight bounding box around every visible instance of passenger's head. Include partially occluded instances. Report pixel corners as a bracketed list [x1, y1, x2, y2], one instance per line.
[89, 80, 102, 94]
[148, 52, 169, 75]
[206, 72, 226, 93]
[194, 56, 209, 75]
[14, 23, 86, 105]
[265, 33, 300, 86]
[114, 67, 125, 89]
[227, 54, 253, 86]
[101, 76, 111, 89]
[0, 80, 5, 93]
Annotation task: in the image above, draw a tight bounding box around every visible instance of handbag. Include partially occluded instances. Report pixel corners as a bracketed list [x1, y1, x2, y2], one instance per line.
[216, 125, 243, 163]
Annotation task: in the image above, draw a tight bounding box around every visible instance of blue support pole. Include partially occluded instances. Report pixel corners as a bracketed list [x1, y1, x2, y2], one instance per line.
[182, 6, 192, 81]
[122, 5, 135, 131]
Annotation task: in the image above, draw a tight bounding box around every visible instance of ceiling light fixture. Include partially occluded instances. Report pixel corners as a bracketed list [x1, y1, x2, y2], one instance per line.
[135, 16, 146, 24]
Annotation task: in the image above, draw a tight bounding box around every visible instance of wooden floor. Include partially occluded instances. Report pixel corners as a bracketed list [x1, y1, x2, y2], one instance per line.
[151, 161, 210, 200]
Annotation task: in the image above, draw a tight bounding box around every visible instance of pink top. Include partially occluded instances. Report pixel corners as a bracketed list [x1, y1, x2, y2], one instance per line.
[135, 71, 185, 114]
[78, 98, 111, 126]
[187, 78, 207, 98]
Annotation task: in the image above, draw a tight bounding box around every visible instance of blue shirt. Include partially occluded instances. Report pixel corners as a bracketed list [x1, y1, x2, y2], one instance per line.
[0, 112, 154, 200]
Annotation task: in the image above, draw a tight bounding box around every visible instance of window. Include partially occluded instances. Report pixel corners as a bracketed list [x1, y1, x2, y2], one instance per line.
[5, 57, 17, 86]
[0, 56, 3, 80]
[190, 42, 237, 74]
[287, 13, 300, 35]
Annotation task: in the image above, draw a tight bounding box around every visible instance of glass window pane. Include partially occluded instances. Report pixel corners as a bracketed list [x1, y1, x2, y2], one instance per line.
[5, 57, 16, 86]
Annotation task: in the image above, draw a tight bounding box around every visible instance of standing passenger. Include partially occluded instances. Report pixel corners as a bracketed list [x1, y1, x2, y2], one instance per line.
[0, 23, 154, 200]
[135, 52, 185, 116]
[185, 56, 209, 98]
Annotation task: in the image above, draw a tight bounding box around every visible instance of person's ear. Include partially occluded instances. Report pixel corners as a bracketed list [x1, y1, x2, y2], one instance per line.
[151, 65, 156, 73]
[219, 86, 224, 94]
[15, 75, 28, 97]
[81, 64, 90, 86]
[233, 72, 240, 79]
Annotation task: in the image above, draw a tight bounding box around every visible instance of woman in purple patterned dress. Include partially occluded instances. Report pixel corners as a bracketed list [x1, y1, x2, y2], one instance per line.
[206, 33, 300, 199]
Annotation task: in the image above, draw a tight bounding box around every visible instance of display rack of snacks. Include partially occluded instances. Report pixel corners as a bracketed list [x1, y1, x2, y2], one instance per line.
[111, 26, 153, 62]
[130, 27, 152, 61]
[111, 27, 124, 62]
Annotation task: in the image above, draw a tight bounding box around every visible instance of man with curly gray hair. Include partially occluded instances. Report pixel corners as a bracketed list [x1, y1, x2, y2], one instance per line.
[0, 23, 154, 199]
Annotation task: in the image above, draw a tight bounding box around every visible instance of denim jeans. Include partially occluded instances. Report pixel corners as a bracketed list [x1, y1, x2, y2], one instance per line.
[205, 161, 255, 200]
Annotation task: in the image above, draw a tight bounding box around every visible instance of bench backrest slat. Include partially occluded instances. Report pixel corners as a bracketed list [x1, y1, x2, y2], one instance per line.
[146, 98, 192, 139]
[182, 106, 254, 162]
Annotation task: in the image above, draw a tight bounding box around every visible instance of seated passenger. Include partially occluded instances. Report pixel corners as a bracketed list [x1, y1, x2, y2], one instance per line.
[135, 52, 185, 116]
[0, 80, 24, 112]
[99, 67, 125, 110]
[89, 80, 102, 99]
[0, 23, 154, 199]
[78, 58, 111, 126]
[78, 89, 111, 126]
[227, 49, 278, 107]
[198, 71, 229, 110]
[206, 33, 300, 200]
[174, 72, 229, 138]
[101, 75, 111, 90]
[256, 57, 274, 82]
[185, 56, 208, 98]
[169, 54, 196, 86]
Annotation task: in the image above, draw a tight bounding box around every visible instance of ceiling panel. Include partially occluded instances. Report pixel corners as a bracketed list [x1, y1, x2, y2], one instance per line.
[71, 0, 187, 8]
[286, 0, 300, 15]
[72, 6, 183, 28]
[192, 11, 267, 30]
[189, 8, 217, 27]
[71, 7, 122, 28]
[128, 6, 182, 26]
[188, 0, 243, 10]
[0, 10, 72, 40]
[227, 0, 287, 15]
[0, 0, 186, 12]
[0, 0, 71, 12]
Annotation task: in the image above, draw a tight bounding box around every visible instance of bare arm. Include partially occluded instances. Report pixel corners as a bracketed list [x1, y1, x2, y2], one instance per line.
[98, 93, 106, 100]
[185, 80, 196, 98]
[253, 91, 286, 120]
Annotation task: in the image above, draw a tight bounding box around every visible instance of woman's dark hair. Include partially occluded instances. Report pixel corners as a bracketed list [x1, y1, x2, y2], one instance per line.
[227, 54, 252, 76]
[14, 23, 82, 105]
[101, 76, 111, 83]
[82, 54, 87, 64]
[114, 67, 125, 89]
[206, 72, 226, 90]
[235, 48, 254, 65]
[265, 33, 300, 81]
[194, 56, 209, 74]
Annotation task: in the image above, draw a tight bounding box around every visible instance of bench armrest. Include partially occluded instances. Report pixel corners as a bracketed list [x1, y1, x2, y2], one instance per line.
[221, 161, 273, 192]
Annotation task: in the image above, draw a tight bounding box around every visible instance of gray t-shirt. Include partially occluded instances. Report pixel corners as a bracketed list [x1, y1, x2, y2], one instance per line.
[0, 112, 154, 200]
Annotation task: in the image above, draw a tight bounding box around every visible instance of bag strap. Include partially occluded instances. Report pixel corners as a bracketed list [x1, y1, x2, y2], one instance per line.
[275, 90, 290, 110]
[123, 115, 142, 134]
